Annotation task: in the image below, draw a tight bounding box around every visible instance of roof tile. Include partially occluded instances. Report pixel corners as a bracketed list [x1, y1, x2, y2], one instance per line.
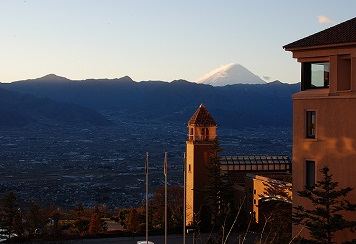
[188, 104, 217, 126]
[284, 17, 356, 49]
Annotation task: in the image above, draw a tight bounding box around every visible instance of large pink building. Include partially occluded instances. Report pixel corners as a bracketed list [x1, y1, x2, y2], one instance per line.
[284, 17, 356, 242]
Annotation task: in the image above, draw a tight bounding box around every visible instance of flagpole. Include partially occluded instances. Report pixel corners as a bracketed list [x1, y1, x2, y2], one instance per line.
[183, 152, 186, 244]
[145, 152, 149, 244]
[164, 152, 168, 244]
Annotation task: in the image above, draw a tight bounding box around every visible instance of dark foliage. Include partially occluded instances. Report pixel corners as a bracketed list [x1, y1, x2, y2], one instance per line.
[203, 139, 234, 242]
[293, 166, 356, 244]
[260, 178, 292, 243]
[0, 192, 22, 239]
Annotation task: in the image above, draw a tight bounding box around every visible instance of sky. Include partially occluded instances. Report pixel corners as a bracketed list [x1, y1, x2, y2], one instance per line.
[1, 1, 355, 84]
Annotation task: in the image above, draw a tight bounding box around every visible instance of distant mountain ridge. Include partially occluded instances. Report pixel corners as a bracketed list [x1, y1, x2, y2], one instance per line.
[0, 86, 113, 127]
[0, 74, 300, 128]
[196, 63, 266, 86]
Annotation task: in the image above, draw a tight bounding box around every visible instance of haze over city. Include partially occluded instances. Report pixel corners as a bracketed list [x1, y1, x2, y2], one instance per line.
[1, 1, 355, 84]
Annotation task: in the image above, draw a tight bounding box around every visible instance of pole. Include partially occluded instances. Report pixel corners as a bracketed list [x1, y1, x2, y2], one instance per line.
[164, 152, 168, 244]
[183, 152, 186, 244]
[145, 152, 149, 244]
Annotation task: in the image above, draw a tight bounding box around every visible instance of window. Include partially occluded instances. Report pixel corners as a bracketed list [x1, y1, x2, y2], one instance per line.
[306, 160, 315, 187]
[302, 62, 329, 90]
[201, 128, 209, 140]
[337, 56, 351, 91]
[306, 111, 316, 139]
[189, 128, 194, 141]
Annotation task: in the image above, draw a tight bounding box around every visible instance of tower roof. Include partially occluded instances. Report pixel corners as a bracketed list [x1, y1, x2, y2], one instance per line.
[188, 104, 217, 126]
[283, 17, 356, 50]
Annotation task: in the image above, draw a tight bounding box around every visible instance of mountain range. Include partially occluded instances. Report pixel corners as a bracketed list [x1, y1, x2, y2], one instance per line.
[0, 74, 300, 128]
[0, 85, 113, 127]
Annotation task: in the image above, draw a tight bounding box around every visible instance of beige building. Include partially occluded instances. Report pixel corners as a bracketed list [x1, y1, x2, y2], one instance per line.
[244, 173, 292, 225]
[284, 17, 356, 242]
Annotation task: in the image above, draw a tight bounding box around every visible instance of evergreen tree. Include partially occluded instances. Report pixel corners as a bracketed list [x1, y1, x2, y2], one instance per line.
[0, 192, 20, 239]
[204, 139, 234, 240]
[293, 166, 356, 244]
[26, 201, 49, 236]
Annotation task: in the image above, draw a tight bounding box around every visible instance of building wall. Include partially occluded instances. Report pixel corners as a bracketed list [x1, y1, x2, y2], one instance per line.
[292, 45, 356, 242]
[293, 95, 356, 241]
[186, 141, 212, 226]
[245, 174, 292, 224]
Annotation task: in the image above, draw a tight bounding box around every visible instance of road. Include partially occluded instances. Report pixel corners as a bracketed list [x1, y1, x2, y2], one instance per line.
[80, 232, 259, 244]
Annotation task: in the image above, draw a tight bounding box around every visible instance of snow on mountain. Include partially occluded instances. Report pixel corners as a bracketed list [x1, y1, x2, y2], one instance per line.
[196, 63, 266, 86]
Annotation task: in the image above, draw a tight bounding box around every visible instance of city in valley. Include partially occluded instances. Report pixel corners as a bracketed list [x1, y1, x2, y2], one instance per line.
[0, 118, 291, 209]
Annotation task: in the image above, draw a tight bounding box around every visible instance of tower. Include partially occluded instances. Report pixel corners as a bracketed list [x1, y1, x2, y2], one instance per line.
[185, 104, 217, 226]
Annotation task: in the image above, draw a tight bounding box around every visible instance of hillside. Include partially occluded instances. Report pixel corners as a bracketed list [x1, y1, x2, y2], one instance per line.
[0, 87, 113, 127]
[0, 75, 300, 128]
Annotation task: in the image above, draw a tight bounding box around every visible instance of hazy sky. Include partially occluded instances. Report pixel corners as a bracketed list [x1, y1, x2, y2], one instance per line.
[1, 1, 355, 83]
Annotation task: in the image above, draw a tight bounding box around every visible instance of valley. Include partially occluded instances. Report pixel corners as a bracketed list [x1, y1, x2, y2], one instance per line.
[0, 118, 292, 209]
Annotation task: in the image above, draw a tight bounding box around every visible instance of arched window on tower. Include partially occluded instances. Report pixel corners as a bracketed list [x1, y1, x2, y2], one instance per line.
[189, 128, 194, 141]
[201, 128, 209, 141]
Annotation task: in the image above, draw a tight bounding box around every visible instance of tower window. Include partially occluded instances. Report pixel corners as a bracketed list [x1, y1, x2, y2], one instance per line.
[306, 111, 316, 139]
[189, 128, 194, 141]
[201, 128, 209, 140]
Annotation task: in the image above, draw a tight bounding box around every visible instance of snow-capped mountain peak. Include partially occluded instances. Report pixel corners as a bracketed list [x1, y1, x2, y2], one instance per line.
[196, 63, 265, 86]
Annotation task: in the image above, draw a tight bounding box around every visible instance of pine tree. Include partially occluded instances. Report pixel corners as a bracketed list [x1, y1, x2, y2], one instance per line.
[204, 139, 234, 239]
[293, 166, 356, 244]
[0, 192, 20, 239]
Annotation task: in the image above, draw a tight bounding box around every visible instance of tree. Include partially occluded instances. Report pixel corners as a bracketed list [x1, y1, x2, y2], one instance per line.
[88, 212, 102, 234]
[127, 208, 140, 232]
[259, 177, 292, 243]
[293, 166, 356, 244]
[26, 201, 49, 237]
[0, 192, 21, 239]
[149, 185, 183, 229]
[203, 139, 234, 241]
[71, 202, 90, 235]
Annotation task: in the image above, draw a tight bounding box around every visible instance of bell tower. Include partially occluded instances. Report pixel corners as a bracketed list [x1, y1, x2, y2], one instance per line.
[185, 104, 217, 226]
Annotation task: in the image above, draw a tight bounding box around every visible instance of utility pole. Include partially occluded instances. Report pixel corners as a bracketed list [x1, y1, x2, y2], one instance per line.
[164, 152, 168, 244]
[183, 152, 186, 244]
[145, 152, 149, 244]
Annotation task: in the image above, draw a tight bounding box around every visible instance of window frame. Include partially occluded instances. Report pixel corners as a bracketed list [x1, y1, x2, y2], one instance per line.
[301, 62, 330, 90]
[306, 160, 316, 187]
[305, 110, 316, 139]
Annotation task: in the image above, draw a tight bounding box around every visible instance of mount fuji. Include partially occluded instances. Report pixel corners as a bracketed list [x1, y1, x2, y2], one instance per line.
[196, 63, 266, 86]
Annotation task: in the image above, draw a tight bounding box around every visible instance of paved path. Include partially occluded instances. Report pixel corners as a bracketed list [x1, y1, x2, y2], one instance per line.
[80, 232, 259, 244]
